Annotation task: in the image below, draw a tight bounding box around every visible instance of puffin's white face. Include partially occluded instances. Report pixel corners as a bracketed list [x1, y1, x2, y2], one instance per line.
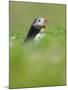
[33, 17, 47, 29]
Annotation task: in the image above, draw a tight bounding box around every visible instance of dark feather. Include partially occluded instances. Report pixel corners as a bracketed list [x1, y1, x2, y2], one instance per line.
[24, 25, 40, 42]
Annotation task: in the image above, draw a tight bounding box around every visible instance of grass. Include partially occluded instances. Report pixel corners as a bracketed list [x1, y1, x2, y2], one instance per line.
[9, 1, 66, 89]
[9, 26, 66, 88]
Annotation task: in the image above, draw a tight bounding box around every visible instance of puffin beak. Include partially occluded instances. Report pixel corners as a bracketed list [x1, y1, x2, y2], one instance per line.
[44, 17, 48, 28]
[44, 17, 48, 23]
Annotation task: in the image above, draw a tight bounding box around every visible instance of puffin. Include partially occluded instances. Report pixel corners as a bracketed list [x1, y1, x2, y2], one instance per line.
[24, 17, 48, 42]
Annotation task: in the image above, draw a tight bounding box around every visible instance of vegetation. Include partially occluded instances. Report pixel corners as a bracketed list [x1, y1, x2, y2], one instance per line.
[9, 2, 66, 88]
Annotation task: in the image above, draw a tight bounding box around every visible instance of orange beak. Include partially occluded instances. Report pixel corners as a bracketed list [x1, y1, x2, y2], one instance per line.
[44, 17, 48, 23]
[44, 17, 48, 28]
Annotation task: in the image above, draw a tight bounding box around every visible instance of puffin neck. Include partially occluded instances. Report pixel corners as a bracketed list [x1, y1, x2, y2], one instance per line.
[26, 25, 40, 39]
[24, 25, 41, 42]
[31, 25, 40, 33]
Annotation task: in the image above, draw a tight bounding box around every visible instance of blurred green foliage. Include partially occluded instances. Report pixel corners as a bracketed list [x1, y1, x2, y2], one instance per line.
[9, 1, 66, 89]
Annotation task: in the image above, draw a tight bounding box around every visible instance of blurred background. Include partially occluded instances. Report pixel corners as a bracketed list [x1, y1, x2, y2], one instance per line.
[9, 1, 66, 88]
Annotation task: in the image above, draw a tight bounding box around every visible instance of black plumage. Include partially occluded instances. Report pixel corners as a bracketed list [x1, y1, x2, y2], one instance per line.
[24, 25, 40, 42]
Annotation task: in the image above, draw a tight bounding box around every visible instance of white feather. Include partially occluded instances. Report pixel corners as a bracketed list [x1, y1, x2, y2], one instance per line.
[34, 33, 45, 41]
[34, 28, 45, 42]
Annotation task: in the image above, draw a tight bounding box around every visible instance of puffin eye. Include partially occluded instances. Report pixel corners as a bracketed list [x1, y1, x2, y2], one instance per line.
[38, 19, 41, 22]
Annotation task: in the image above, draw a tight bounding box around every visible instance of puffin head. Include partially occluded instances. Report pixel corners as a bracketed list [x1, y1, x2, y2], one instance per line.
[32, 17, 48, 29]
[24, 17, 48, 42]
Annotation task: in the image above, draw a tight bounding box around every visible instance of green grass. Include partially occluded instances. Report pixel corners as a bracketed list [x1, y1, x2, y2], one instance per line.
[9, 1, 66, 89]
[9, 27, 66, 88]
